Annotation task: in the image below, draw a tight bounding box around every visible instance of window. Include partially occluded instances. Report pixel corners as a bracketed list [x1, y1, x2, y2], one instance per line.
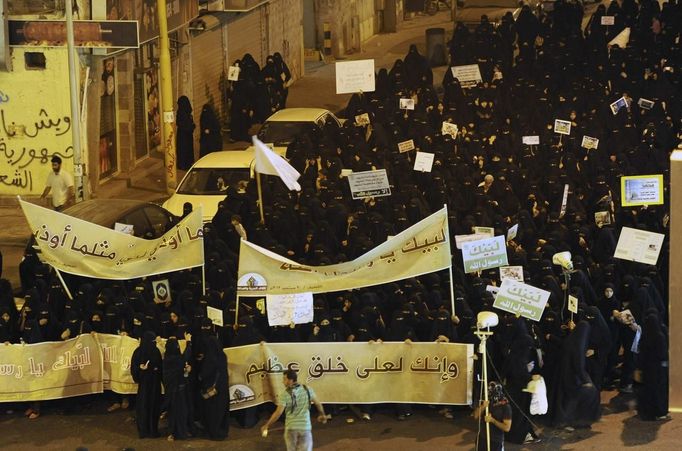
[120, 208, 152, 239]
[144, 205, 174, 237]
[24, 52, 46, 70]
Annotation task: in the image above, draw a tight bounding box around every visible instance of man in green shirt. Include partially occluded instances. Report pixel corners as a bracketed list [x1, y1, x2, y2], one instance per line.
[261, 369, 327, 451]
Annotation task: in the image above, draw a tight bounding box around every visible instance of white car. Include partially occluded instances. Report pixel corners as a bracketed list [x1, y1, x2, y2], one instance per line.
[163, 108, 342, 222]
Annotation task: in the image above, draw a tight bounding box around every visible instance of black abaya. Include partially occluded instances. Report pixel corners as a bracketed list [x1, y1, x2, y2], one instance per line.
[163, 338, 192, 439]
[200, 337, 229, 440]
[131, 331, 163, 438]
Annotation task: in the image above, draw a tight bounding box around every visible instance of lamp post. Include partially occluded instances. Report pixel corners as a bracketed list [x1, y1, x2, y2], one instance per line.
[156, 0, 177, 194]
[474, 311, 499, 451]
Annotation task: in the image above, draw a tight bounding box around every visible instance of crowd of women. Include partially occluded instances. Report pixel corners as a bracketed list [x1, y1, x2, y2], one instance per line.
[1, 0, 680, 445]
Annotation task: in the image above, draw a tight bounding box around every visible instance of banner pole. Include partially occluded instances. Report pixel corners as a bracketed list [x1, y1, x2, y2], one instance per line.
[202, 264, 206, 295]
[443, 203, 456, 316]
[235, 295, 240, 327]
[53, 267, 74, 301]
[256, 172, 265, 224]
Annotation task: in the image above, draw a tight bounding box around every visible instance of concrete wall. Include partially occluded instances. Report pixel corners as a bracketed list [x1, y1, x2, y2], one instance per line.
[315, 0, 379, 57]
[267, 0, 305, 80]
[0, 48, 75, 197]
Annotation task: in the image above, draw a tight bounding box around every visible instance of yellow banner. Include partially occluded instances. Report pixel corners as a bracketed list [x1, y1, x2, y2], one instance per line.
[0, 334, 103, 402]
[226, 342, 474, 410]
[99, 334, 139, 394]
[237, 207, 451, 295]
[19, 199, 205, 279]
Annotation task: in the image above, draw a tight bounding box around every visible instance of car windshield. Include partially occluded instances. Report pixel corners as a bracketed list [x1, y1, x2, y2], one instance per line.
[257, 121, 313, 146]
[177, 168, 250, 195]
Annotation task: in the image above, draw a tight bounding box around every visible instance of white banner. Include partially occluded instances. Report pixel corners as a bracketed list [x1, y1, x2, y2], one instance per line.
[348, 169, 391, 199]
[20, 199, 204, 279]
[413, 152, 435, 172]
[461, 235, 508, 273]
[237, 208, 451, 295]
[451, 64, 482, 88]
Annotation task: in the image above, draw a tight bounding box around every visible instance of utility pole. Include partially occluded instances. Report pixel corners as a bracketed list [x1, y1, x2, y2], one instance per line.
[65, 0, 87, 201]
[157, 0, 177, 194]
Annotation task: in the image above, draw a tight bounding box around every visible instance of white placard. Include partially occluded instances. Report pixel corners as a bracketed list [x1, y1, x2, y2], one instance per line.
[493, 279, 550, 321]
[455, 228, 495, 250]
[340, 169, 353, 177]
[399, 98, 415, 110]
[114, 222, 134, 235]
[413, 152, 435, 172]
[474, 226, 494, 235]
[347, 169, 391, 199]
[522, 136, 540, 145]
[507, 224, 518, 242]
[614, 226, 665, 265]
[398, 139, 415, 153]
[207, 306, 224, 327]
[554, 119, 571, 135]
[601, 15, 615, 25]
[609, 96, 628, 115]
[637, 98, 655, 110]
[228, 65, 241, 81]
[621, 175, 664, 206]
[568, 295, 578, 314]
[581, 136, 599, 149]
[500, 266, 524, 282]
[442, 122, 458, 138]
[461, 235, 509, 273]
[486, 285, 500, 297]
[335, 59, 376, 94]
[152, 279, 171, 304]
[355, 113, 371, 126]
[266, 293, 314, 326]
[451, 64, 482, 88]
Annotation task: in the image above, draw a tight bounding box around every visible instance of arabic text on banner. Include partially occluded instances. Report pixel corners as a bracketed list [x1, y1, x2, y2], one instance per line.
[20, 199, 204, 279]
[461, 235, 508, 273]
[227, 342, 474, 410]
[237, 208, 451, 295]
[493, 279, 550, 321]
[0, 334, 104, 402]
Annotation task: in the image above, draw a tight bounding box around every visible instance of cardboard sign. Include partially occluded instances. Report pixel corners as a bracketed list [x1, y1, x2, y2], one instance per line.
[207, 306, 224, 327]
[568, 295, 578, 314]
[638, 98, 655, 110]
[228, 65, 241, 81]
[398, 139, 415, 153]
[399, 98, 415, 110]
[500, 266, 524, 282]
[581, 136, 599, 149]
[507, 224, 518, 242]
[522, 136, 540, 145]
[348, 169, 391, 199]
[594, 211, 611, 227]
[442, 122, 458, 138]
[455, 228, 495, 250]
[614, 226, 665, 265]
[266, 293, 314, 326]
[355, 113, 371, 126]
[336, 59, 375, 94]
[451, 64, 482, 88]
[609, 96, 629, 115]
[486, 285, 500, 297]
[413, 152, 435, 172]
[114, 222, 134, 235]
[554, 119, 572, 135]
[340, 169, 353, 178]
[461, 235, 509, 274]
[152, 279, 171, 304]
[601, 15, 615, 25]
[621, 174, 664, 207]
[474, 226, 495, 236]
[493, 279, 550, 321]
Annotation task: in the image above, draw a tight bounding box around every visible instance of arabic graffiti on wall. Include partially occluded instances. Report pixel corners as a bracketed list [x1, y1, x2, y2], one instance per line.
[0, 48, 75, 196]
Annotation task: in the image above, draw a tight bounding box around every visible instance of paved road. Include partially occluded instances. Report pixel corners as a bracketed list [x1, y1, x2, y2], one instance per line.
[0, 390, 677, 450]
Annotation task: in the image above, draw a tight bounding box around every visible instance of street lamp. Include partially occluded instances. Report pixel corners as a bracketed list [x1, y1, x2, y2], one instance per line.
[475, 310, 498, 451]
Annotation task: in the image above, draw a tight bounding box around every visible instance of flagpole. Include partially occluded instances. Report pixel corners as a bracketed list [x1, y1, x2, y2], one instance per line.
[235, 295, 240, 327]
[256, 172, 265, 224]
[443, 204, 456, 316]
[201, 264, 206, 295]
[53, 267, 74, 301]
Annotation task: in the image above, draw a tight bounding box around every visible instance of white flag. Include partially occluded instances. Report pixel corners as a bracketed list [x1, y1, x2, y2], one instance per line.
[252, 135, 301, 191]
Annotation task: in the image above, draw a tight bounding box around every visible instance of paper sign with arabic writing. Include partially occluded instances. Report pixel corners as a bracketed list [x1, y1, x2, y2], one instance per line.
[266, 293, 314, 326]
[461, 235, 508, 273]
[493, 279, 550, 321]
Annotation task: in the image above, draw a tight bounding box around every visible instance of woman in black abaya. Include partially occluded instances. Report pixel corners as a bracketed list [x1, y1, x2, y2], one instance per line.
[200, 336, 229, 440]
[176, 96, 195, 170]
[131, 331, 163, 438]
[163, 335, 192, 440]
[637, 310, 669, 420]
[550, 321, 601, 429]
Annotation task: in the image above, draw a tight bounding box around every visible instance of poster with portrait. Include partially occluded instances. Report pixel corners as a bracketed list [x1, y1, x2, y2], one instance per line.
[144, 68, 161, 152]
[99, 57, 118, 179]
